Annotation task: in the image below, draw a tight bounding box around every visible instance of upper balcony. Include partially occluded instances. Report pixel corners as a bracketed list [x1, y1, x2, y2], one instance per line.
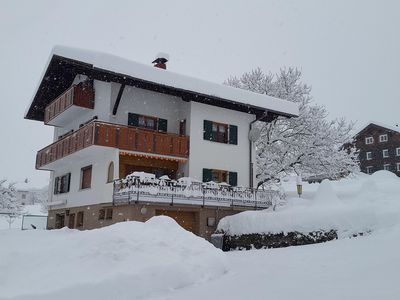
[36, 121, 190, 170]
[44, 81, 95, 126]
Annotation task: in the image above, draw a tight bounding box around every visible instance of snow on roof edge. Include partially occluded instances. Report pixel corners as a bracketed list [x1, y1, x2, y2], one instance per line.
[355, 121, 400, 135]
[42, 45, 298, 117]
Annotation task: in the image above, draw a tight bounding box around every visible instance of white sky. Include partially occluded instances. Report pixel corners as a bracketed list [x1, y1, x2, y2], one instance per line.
[1, 0, 399, 188]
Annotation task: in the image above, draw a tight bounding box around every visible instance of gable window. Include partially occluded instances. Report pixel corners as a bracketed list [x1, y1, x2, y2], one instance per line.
[366, 166, 373, 174]
[202, 168, 238, 186]
[54, 173, 71, 194]
[379, 134, 388, 142]
[396, 148, 400, 156]
[128, 113, 167, 132]
[203, 120, 238, 145]
[80, 165, 92, 189]
[107, 162, 114, 183]
[366, 152, 372, 160]
[382, 149, 389, 158]
[365, 137, 374, 144]
[383, 164, 391, 171]
[76, 211, 84, 227]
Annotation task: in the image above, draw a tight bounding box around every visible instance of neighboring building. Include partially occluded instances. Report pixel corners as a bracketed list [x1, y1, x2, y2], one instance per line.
[24, 46, 298, 239]
[14, 182, 48, 206]
[354, 122, 400, 176]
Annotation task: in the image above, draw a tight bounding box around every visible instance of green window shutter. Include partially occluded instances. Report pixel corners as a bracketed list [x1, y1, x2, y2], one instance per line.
[54, 177, 60, 194]
[158, 118, 168, 132]
[203, 168, 212, 182]
[229, 171, 238, 186]
[66, 173, 71, 193]
[229, 125, 238, 145]
[128, 113, 139, 127]
[203, 120, 213, 141]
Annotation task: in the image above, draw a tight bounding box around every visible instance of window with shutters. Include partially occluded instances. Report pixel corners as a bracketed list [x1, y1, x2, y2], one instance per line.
[203, 168, 238, 186]
[203, 120, 237, 144]
[54, 173, 71, 194]
[128, 113, 168, 132]
[80, 165, 92, 189]
[212, 169, 228, 183]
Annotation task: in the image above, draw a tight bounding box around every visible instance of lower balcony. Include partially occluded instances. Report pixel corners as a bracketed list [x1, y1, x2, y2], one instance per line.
[36, 121, 190, 169]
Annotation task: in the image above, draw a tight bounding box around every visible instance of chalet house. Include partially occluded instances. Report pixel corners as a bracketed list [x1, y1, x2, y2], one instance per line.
[355, 122, 400, 176]
[25, 46, 298, 240]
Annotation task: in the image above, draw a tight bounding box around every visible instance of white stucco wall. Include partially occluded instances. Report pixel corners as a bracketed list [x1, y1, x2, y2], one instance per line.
[188, 102, 255, 187]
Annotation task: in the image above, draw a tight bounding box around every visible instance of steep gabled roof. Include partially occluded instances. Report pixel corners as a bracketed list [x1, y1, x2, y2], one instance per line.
[355, 121, 400, 136]
[25, 46, 299, 121]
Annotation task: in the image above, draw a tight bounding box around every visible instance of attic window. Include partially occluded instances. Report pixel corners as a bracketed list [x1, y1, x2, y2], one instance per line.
[365, 137, 374, 145]
[379, 134, 388, 142]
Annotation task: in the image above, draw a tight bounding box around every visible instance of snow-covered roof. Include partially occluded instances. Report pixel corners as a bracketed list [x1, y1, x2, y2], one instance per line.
[25, 46, 299, 120]
[355, 121, 400, 136]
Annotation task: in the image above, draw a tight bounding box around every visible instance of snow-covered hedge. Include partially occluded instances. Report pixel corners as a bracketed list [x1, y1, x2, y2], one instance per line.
[218, 171, 400, 239]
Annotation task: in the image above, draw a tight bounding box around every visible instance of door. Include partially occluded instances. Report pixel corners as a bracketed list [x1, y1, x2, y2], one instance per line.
[68, 213, 75, 229]
[55, 214, 65, 229]
[179, 119, 186, 136]
[155, 210, 197, 234]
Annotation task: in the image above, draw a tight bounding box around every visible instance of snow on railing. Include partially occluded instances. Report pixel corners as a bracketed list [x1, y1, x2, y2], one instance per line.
[113, 175, 277, 209]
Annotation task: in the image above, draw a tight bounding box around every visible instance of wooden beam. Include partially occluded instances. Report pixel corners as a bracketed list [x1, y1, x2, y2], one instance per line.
[112, 83, 125, 115]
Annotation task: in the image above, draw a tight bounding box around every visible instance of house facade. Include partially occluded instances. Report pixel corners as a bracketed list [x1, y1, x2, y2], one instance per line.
[355, 122, 400, 176]
[25, 46, 298, 240]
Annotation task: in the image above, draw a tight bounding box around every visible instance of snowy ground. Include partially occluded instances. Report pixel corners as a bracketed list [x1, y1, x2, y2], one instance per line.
[1, 173, 399, 299]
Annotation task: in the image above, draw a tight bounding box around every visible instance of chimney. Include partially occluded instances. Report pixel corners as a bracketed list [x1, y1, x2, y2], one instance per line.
[152, 52, 169, 70]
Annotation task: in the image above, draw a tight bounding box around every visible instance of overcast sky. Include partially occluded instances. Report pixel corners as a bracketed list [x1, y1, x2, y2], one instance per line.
[1, 0, 399, 188]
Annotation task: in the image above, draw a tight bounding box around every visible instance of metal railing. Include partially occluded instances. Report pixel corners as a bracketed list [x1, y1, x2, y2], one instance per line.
[112, 176, 276, 209]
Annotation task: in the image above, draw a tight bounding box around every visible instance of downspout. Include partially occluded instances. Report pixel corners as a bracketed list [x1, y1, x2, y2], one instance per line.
[249, 112, 268, 189]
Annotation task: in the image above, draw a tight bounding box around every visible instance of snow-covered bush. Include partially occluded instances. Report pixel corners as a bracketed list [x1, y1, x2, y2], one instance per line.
[0, 179, 23, 228]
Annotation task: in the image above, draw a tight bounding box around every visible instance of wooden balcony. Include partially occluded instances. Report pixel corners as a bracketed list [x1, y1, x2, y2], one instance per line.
[36, 121, 190, 169]
[44, 81, 94, 124]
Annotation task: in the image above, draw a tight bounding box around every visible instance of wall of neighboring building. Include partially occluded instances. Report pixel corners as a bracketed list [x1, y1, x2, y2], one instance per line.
[188, 101, 256, 186]
[356, 125, 400, 176]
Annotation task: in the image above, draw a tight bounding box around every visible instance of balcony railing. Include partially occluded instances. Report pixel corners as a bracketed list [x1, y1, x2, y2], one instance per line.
[44, 81, 95, 124]
[112, 176, 275, 209]
[36, 121, 190, 169]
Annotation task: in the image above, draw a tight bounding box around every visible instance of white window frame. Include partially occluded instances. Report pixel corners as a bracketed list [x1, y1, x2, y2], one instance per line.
[396, 148, 400, 156]
[365, 137, 374, 144]
[382, 149, 389, 158]
[366, 166, 373, 174]
[366, 152, 372, 160]
[397, 163, 400, 172]
[379, 134, 388, 142]
[383, 164, 391, 171]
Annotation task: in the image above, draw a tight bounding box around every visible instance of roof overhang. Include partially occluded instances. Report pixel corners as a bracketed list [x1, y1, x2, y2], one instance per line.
[25, 46, 299, 122]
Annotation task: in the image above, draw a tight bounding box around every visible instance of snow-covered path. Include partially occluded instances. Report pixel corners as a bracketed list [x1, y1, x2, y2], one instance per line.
[153, 227, 400, 300]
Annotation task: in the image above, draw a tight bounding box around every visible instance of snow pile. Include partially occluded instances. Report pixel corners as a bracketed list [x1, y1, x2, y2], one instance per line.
[218, 171, 400, 237]
[0, 216, 226, 300]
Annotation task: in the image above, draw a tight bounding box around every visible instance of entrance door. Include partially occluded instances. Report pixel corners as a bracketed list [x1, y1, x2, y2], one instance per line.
[55, 214, 65, 229]
[155, 210, 197, 234]
[68, 213, 75, 229]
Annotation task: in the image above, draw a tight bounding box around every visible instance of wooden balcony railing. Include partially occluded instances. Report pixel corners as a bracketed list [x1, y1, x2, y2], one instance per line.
[44, 81, 95, 124]
[36, 121, 190, 169]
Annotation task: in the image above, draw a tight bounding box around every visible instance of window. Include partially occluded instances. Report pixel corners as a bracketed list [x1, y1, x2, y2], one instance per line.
[77, 211, 84, 227]
[54, 173, 71, 194]
[107, 162, 114, 183]
[203, 120, 238, 145]
[366, 152, 372, 160]
[382, 149, 389, 158]
[128, 113, 167, 132]
[397, 163, 400, 172]
[365, 137, 374, 144]
[80, 165, 92, 189]
[203, 168, 238, 186]
[379, 134, 388, 142]
[21, 194, 26, 199]
[383, 164, 391, 171]
[99, 208, 113, 220]
[397, 148, 400, 156]
[366, 166, 373, 174]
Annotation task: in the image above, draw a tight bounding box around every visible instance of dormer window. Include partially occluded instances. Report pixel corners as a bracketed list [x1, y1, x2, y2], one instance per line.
[379, 134, 388, 142]
[365, 137, 374, 144]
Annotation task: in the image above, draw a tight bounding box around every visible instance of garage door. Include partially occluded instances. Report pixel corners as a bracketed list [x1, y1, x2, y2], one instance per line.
[155, 210, 197, 234]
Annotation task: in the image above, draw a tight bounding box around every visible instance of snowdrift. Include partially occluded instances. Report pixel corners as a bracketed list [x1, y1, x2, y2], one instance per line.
[0, 216, 227, 300]
[218, 171, 400, 238]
